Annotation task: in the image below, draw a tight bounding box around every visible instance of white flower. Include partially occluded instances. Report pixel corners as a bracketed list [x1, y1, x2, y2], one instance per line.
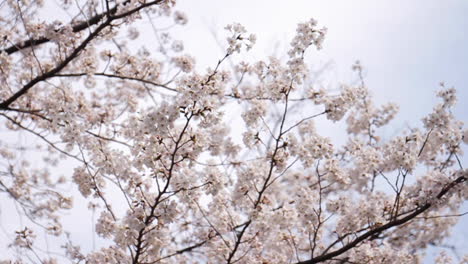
[96, 211, 116, 238]
[171, 40, 184, 52]
[13, 228, 35, 248]
[463, 129, 468, 144]
[127, 27, 139, 40]
[224, 23, 255, 54]
[173, 11, 188, 25]
[172, 55, 195, 73]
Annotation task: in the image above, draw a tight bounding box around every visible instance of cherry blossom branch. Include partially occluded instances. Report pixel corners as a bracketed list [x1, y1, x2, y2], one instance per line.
[0, 113, 85, 162]
[132, 112, 194, 264]
[0, 0, 165, 109]
[256, 91, 291, 207]
[3, 0, 123, 55]
[415, 211, 468, 220]
[78, 145, 117, 220]
[310, 161, 326, 258]
[227, 89, 292, 263]
[52, 73, 324, 104]
[281, 110, 327, 135]
[152, 239, 211, 263]
[53, 72, 177, 93]
[297, 173, 467, 264]
[194, 201, 231, 249]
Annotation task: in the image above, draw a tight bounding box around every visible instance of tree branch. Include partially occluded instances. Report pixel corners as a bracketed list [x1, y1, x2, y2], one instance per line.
[3, 1, 119, 55]
[0, 0, 164, 109]
[296, 174, 467, 264]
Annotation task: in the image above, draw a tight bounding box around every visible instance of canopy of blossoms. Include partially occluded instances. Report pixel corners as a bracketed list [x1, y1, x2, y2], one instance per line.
[0, 0, 466, 263]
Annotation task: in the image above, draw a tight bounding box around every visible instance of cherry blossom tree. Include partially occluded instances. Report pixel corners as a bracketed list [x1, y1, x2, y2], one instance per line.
[0, 0, 467, 263]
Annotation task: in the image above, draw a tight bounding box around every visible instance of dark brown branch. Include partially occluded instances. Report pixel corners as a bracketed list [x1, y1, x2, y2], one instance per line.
[151, 239, 210, 263]
[296, 174, 467, 264]
[3, 2, 119, 55]
[132, 113, 193, 264]
[0, 0, 164, 109]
